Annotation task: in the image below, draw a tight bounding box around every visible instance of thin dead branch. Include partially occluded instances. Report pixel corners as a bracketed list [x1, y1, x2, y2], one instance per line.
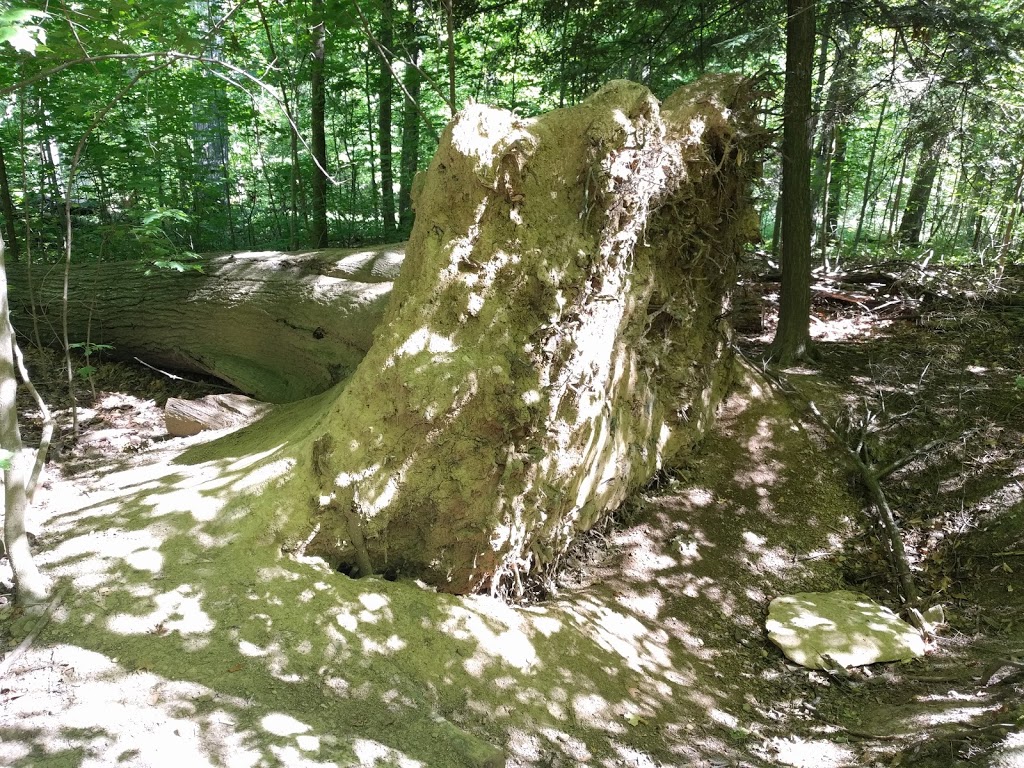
[743, 353, 925, 629]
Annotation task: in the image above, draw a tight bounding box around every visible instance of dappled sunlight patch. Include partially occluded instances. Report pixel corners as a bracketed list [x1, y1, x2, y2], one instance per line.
[613, 587, 664, 620]
[740, 530, 793, 576]
[360, 634, 406, 656]
[758, 735, 857, 767]
[0, 644, 262, 768]
[351, 738, 424, 768]
[144, 485, 227, 521]
[440, 597, 544, 674]
[538, 725, 593, 762]
[556, 596, 673, 676]
[228, 457, 296, 495]
[106, 583, 213, 637]
[571, 692, 619, 731]
[224, 444, 290, 472]
[44, 526, 170, 590]
[262, 711, 310, 736]
[607, 523, 679, 580]
[384, 327, 457, 368]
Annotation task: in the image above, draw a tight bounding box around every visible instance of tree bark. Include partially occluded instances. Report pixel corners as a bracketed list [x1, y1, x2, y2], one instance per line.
[7, 245, 404, 403]
[397, 0, 422, 236]
[770, 0, 815, 363]
[0, 142, 19, 261]
[897, 128, 946, 245]
[379, 0, 397, 240]
[0, 233, 50, 606]
[280, 76, 761, 595]
[310, 0, 330, 248]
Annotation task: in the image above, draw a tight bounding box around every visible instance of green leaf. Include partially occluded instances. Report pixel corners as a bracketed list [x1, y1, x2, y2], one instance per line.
[0, 9, 49, 54]
[0, 448, 13, 471]
[76, 365, 97, 378]
[141, 207, 191, 225]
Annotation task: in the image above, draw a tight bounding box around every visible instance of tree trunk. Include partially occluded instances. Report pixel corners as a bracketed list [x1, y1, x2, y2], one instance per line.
[897, 129, 946, 245]
[7, 245, 404, 403]
[310, 0, 329, 248]
[770, 0, 815, 363]
[397, 0, 423, 236]
[273, 76, 762, 595]
[379, 0, 397, 240]
[0, 233, 50, 606]
[998, 158, 1024, 263]
[0, 141, 19, 261]
[852, 92, 888, 251]
[443, 0, 456, 114]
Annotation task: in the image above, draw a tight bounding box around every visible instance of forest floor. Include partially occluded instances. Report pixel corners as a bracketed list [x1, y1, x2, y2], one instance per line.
[0, 256, 1023, 767]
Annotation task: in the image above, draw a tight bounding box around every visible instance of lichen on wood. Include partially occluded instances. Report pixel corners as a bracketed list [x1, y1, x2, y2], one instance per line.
[294, 75, 762, 595]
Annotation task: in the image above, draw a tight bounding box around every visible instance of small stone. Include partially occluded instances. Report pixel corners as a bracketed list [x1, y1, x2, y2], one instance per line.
[766, 590, 925, 670]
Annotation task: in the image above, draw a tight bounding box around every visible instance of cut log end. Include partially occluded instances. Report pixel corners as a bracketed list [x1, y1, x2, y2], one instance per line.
[165, 394, 272, 437]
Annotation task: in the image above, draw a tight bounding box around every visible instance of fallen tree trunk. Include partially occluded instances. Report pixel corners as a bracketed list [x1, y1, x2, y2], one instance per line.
[7, 245, 404, 402]
[273, 75, 763, 595]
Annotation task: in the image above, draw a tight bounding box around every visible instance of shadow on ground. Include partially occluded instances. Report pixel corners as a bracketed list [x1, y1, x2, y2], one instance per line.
[1, 367, 876, 767]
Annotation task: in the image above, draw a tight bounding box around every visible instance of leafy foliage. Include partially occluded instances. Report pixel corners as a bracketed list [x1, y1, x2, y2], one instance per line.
[0, 0, 1020, 265]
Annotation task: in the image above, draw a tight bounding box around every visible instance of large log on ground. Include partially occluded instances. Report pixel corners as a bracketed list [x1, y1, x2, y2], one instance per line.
[292, 76, 762, 595]
[7, 245, 404, 402]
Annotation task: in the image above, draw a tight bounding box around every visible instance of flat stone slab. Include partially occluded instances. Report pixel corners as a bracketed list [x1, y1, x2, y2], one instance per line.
[766, 590, 925, 669]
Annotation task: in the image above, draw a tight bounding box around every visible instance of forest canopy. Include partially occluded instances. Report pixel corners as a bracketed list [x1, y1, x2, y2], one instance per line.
[0, 0, 1023, 267]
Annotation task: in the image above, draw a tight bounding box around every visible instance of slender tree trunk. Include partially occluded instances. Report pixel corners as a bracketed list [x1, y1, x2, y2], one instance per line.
[379, 0, 397, 240]
[770, 0, 815, 364]
[771, 192, 783, 260]
[0, 232, 49, 606]
[824, 125, 846, 240]
[364, 51, 381, 231]
[998, 158, 1024, 264]
[256, 0, 301, 250]
[398, 0, 422, 236]
[886, 151, 908, 241]
[852, 92, 888, 251]
[443, 0, 456, 115]
[310, 0, 329, 247]
[251, 115, 283, 242]
[0, 142, 19, 260]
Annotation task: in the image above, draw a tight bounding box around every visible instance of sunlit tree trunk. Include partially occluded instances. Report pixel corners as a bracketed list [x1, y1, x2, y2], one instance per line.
[770, 0, 815, 364]
[364, 52, 381, 229]
[0, 232, 49, 606]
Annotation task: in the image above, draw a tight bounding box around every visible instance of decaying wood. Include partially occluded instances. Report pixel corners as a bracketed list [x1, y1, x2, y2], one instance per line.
[165, 393, 272, 437]
[289, 75, 763, 594]
[7, 245, 404, 402]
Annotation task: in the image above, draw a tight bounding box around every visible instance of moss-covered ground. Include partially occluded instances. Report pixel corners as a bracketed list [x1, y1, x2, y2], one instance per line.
[1, 260, 1023, 767]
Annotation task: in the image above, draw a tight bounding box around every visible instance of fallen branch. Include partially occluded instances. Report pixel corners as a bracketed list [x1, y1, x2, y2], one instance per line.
[875, 435, 955, 481]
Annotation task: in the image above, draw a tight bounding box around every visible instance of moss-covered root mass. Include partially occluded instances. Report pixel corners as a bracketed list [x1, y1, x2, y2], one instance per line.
[270, 75, 763, 594]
